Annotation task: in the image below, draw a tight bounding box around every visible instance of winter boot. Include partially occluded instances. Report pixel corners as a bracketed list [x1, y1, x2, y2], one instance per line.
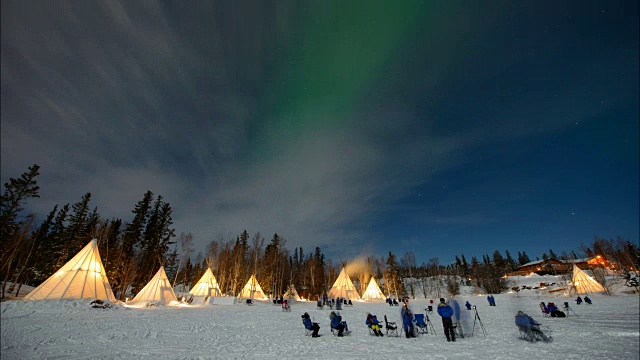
[378, 330, 384, 337]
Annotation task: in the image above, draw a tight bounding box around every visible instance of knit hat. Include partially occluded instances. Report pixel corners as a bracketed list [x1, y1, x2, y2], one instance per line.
[440, 298, 445, 303]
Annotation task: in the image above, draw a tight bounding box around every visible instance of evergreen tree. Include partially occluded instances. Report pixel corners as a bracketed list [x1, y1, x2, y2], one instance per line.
[123, 191, 153, 256]
[48, 204, 70, 273]
[0, 164, 40, 246]
[504, 250, 516, 272]
[518, 251, 531, 265]
[263, 233, 283, 296]
[385, 252, 404, 297]
[64, 193, 93, 259]
[27, 205, 57, 283]
[313, 247, 326, 296]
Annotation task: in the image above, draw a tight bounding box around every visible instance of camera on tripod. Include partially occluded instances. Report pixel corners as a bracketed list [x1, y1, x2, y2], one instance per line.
[472, 305, 476, 309]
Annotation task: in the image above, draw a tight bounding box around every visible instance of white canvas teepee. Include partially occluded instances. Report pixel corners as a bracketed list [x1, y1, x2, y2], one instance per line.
[237, 274, 266, 299]
[571, 264, 605, 294]
[130, 266, 178, 305]
[24, 240, 116, 302]
[327, 267, 360, 300]
[189, 268, 221, 297]
[283, 284, 301, 301]
[361, 277, 385, 300]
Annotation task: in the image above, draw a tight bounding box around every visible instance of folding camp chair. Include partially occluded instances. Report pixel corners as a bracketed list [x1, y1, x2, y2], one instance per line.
[517, 324, 553, 343]
[282, 302, 291, 312]
[414, 314, 429, 335]
[331, 322, 349, 336]
[516, 314, 553, 343]
[384, 315, 399, 337]
[303, 319, 313, 336]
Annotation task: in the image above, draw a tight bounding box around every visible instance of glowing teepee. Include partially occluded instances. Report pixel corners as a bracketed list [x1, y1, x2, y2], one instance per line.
[283, 284, 301, 301]
[238, 274, 266, 299]
[23, 240, 116, 302]
[189, 268, 221, 297]
[327, 267, 360, 300]
[571, 264, 605, 294]
[130, 266, 178, 305]
[361, 277, 386, 300]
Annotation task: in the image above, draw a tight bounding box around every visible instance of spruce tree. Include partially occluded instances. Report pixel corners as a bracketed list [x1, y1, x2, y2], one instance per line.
[0, 164, 40, 246]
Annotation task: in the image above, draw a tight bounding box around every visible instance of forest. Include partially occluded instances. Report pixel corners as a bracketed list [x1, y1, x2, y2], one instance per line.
[2, 165, 638, 300]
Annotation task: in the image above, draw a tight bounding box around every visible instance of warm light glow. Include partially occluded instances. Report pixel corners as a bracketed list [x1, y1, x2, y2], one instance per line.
[87, 261, 101, 272]
[56, 270, 64, 276]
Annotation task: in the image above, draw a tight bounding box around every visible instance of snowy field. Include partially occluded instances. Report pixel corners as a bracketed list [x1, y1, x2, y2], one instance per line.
[2, 288, 638, 360]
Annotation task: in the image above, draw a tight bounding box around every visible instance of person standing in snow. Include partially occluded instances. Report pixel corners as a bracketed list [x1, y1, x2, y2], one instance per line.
[401, 303, 416, 338]
[576, 296, 583, 305]
[465, 301, 472, 310]
[437, 298, 456, 342]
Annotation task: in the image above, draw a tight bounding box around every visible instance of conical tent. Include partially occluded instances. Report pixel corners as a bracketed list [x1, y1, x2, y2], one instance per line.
[327, 267, 360, 300]
[130, 266, 178, 305]
[361, 277, 385, 300]
[571, 264, 605, 294]
[24, 240, 116, 302]
[283, 284, 301, 301]
[238, 274, 266, 299]
[189, 268, 221, 297]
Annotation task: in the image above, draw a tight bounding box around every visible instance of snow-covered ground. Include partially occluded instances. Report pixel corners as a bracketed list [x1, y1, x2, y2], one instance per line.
[2, 285, 638, 360]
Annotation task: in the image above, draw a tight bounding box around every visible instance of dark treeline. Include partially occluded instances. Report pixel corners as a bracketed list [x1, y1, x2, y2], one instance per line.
[1, 165, 639, 300]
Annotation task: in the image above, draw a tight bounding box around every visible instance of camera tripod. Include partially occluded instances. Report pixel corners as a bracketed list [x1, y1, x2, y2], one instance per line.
[471, 306, 487, 337]
[563, 302, 578, 317]
[422, 309, 436, 334]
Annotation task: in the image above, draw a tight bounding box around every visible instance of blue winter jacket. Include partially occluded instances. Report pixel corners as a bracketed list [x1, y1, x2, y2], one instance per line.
[400, 307, 414, 326]
[331, 315, 342, 329]
[437, 303, 454, 318]
[303, 318, 313, 330]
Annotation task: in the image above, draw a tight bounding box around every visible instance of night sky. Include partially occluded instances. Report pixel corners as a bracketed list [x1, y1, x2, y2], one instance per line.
[1, 1, 638, 263]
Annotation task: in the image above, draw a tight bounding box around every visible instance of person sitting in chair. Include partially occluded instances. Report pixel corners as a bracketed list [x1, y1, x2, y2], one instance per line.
[584, 296, 592, 304]
[330, 311, 347, 336]
[302, 312, 320, 337]
[576, 296, 583, 305]
[515, 311, 552, 342]
[366, 313, 384, 337]
[547, 302, 565, 317]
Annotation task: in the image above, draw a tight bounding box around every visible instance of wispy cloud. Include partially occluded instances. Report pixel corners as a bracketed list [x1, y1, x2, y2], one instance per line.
[2, 1, 634, 260]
